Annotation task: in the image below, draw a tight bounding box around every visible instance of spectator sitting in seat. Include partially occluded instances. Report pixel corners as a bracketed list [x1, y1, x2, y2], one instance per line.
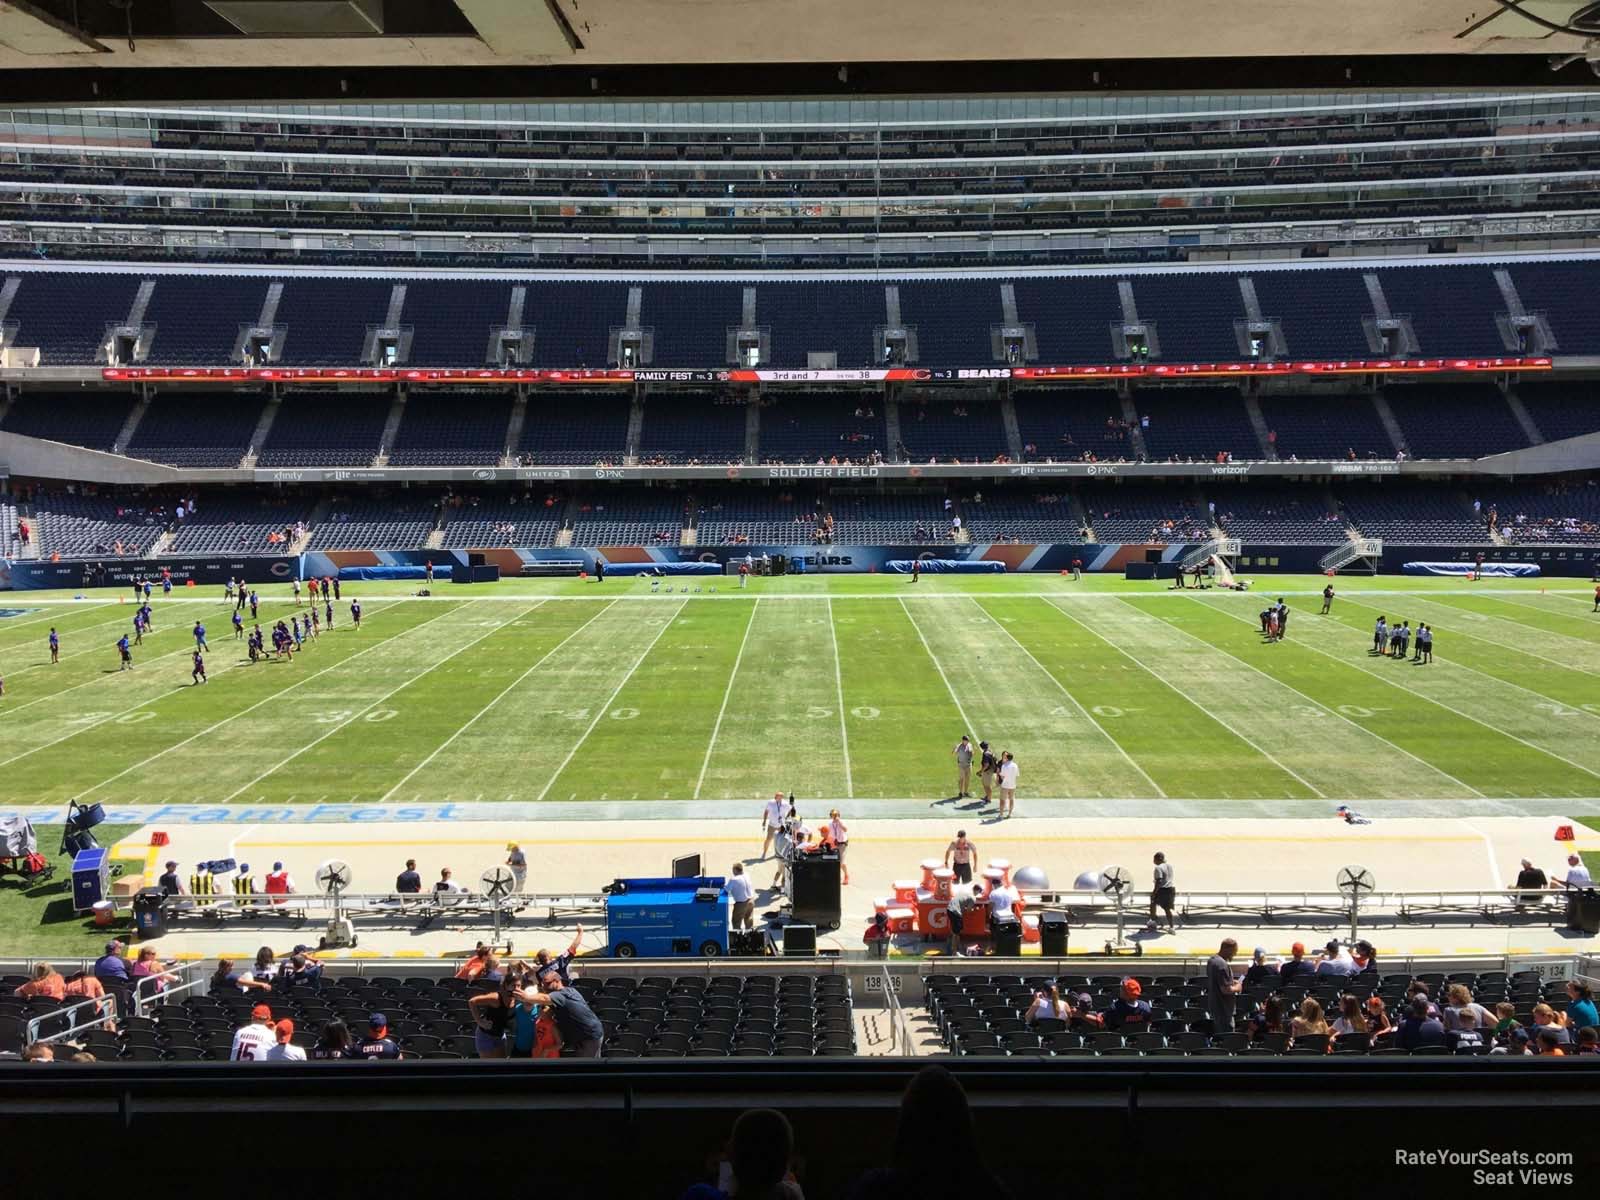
[1566, 980, 1599, 1030]
[1247, 994, 1287, 1042]
[211, 957, 272, 994]
[454, 943, 494, 981]
[844, 1065, 1008, 1200]
[1446, 1008, 1486, 1052]
[1290, 997, 1329, 1042]
[1531, 1003, 1573, 1046]
[1364, 997, 1393, 1039]
[1025, 985, 1073, 1025]
[1277, 941, 1316, 985]
[1397, 996, 1446, 1050]
[1241, 946, 1275, 988]
[1576, 1027, 1599, 1055]
[1442, 984, 1494, 1032]
[93, 940, 130, 988]
[14, 962, 66, 1000]
[131, 947, 180, 998]
[280, 946, 324, 990]
[1313, 939, 1357, 978]
[1108, 978, 1152, 1029]
[1330, 994, 1368, 1042]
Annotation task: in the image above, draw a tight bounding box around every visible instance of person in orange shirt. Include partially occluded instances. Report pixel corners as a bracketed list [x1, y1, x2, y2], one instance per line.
[454, 943, 493, 981]
[61, 971, 115, 1030]
[14, 962, 66, 1001]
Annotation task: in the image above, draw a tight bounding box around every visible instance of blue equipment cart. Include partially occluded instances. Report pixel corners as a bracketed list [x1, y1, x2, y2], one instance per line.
[605, 876, 730, 958]
[71, 847, 110, 912]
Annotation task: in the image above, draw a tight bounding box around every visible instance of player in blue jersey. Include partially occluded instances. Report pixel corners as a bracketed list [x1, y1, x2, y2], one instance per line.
[191, 649, 207, 685]
[140, 603, 154, 633]
[350, 599, 362, 629]
[324, 598, 333, 629]
[132, 612, 144, 646]
[193, 620, 208, 651]
[308, 606, 320, 640]
[232, 610, 244, 639]
[291, 616, 303, 651]
[249, 590, 259, 620]
[48, 627, 59, 663]
[142, 580, 152, 601]
[117, 633, 133, 670]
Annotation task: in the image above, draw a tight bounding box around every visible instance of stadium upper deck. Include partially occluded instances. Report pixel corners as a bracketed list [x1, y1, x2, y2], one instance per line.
[3, 92, 1600, 269]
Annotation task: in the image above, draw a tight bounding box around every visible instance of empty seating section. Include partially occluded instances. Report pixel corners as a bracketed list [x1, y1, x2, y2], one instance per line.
[1013, 389, 1133, 460]
[165, 498, 307, 554]
[637, 392, 747, 464]
[1080, 486, 1209, 542]
[1514, 383, 1600, 442]
[758, 282, 879, 368]
[896, 279, 1004, 364]
[440, 497, 563, 548]
[126, 393, 263, 467]
[695, 491, 820, 545]
[758, 393, 885, 463]
[828, 493, 951, 542]
[641, 282, 744, 365]
[576, 973, 855, 1059]
[1480, 478, 1600, 545]
[959, 492, 1083, 542]
[29, 492, 169, 558]
[897, 396, 1010, 462]
[257, 394, 390, 466]
[401, 281, 515, 366]
[1133, 388, 1261, 460]
[0, 501, 16, 557]
[1250, 269, 1373, 360]
[142, 275, 267, 364]
[1508, 261, 1600, 353]
[567, 492, 688, 544]
[1337, 484, 1483, 543]
[1012, 276, 1123, 363]
[1211, 488, 1352, 544]
[517, 392, 630, 464]
[277, 278, 397, 365]
[1384, 385, 1528, 458]
[1132, 273, 1244, 362]
[1257, 394, 1392, 460]
[9, 272, 142, 363]
[1378, 265, 1504, 356]
[388, 391, 513, 466]
[924, 968, 1562, 1057]
[0, 392, 133, 451]
[5, 263, 1600, 369]
[309, 498, 438, 550]
[525, 281, 629, 367]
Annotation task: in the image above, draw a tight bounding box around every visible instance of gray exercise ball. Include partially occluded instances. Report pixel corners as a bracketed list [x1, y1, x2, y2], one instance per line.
[1073, 869, 1100, 891]
[1013, 865, 1049, 891]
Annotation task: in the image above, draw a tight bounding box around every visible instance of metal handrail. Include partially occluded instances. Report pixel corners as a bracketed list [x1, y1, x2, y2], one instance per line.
[876, 966, 911, 1056]
[132, 965, 204, 1018]
[27, 992, 117, 1046]
[153, 889, 607, 925]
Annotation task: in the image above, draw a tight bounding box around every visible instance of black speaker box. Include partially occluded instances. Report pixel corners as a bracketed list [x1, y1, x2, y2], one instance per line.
[991, 914, 1023, 957]
[789, 852, 841, 930]
[1039, 911, 1069, 957]
[782, 924, 817, 956]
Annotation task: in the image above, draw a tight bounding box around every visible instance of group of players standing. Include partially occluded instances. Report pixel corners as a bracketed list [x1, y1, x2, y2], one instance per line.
[1371, 614, 1434, 663]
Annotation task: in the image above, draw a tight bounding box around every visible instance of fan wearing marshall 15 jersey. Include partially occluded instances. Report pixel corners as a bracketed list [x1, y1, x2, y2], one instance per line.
[229, 1003, 278, 1061]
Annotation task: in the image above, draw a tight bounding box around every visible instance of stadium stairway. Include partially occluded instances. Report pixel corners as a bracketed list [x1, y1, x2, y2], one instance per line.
[1503, 387, 1547, 446]
[374, 393, 407, 467]
[1370, 390, 1411, 457]
[241, 396, 283, 469]
[1117, 390, 1150, 460]
[112, 394, 152, 456]
[501, 394, 529, 467]
[1242, 393, 1278, 460]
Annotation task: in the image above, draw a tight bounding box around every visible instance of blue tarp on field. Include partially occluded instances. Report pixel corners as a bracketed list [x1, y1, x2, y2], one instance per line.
[1402, 561, 1540, 577]
[883, 559, 1007, 574]
[604, 562, 723, 577]
[337, 565, 452, 581]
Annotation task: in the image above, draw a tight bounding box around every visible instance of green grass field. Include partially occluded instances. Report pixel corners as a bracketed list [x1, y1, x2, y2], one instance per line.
[1, 572, 1598, 806]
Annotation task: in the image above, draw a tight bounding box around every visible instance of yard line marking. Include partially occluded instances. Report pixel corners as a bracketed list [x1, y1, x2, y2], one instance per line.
[897, 597, 984, 747]
[0, 600, 403, 768]
[826, 596, 854, 800]
[1137, 598, 1486, 798]
[1044, 596, 1325, 799]
[222, 602, 538, 802]
[0, 601, 118, 638]
[969, 597, 1167, 798]
[3, 602, 245, 678]
[1434, 591, 1600, 636]
[378, 600, 616, 803]
[74, 601, 453, 800]
[693, 598, 760, 800]
[1200, 598, 1600, 787]
[535, 599, 688, 803]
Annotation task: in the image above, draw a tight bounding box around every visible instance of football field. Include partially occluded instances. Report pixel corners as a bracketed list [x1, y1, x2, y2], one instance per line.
[1, 573, 1599, 809]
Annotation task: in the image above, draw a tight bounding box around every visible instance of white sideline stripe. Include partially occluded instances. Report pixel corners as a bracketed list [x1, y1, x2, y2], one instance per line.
[534, 599, 688, 803]
[1043, 596, 1327, 799]
[1131, 597, 1486, 798]
[827, 596, 855, 800]
[693, 598, 759, 800]
[0, 599, 311, 720]
[1198, 597, 1600, 787]
[897, 597, 984, 755]
[221, 602, 542, 803]
[968, 597, 1167, 798]
[76, 600, 454, 800]
[0, 600, 402, 768]
[378, 600, 614, 803]
[1462, 819, 1506, 891]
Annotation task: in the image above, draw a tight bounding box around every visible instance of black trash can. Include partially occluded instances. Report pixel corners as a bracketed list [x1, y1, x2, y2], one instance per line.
[1568, 888, 1600, 935]
[991, 914, 1022, 957]
[1039, 911, 1070, 957]
[132, 887, 167, 940]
